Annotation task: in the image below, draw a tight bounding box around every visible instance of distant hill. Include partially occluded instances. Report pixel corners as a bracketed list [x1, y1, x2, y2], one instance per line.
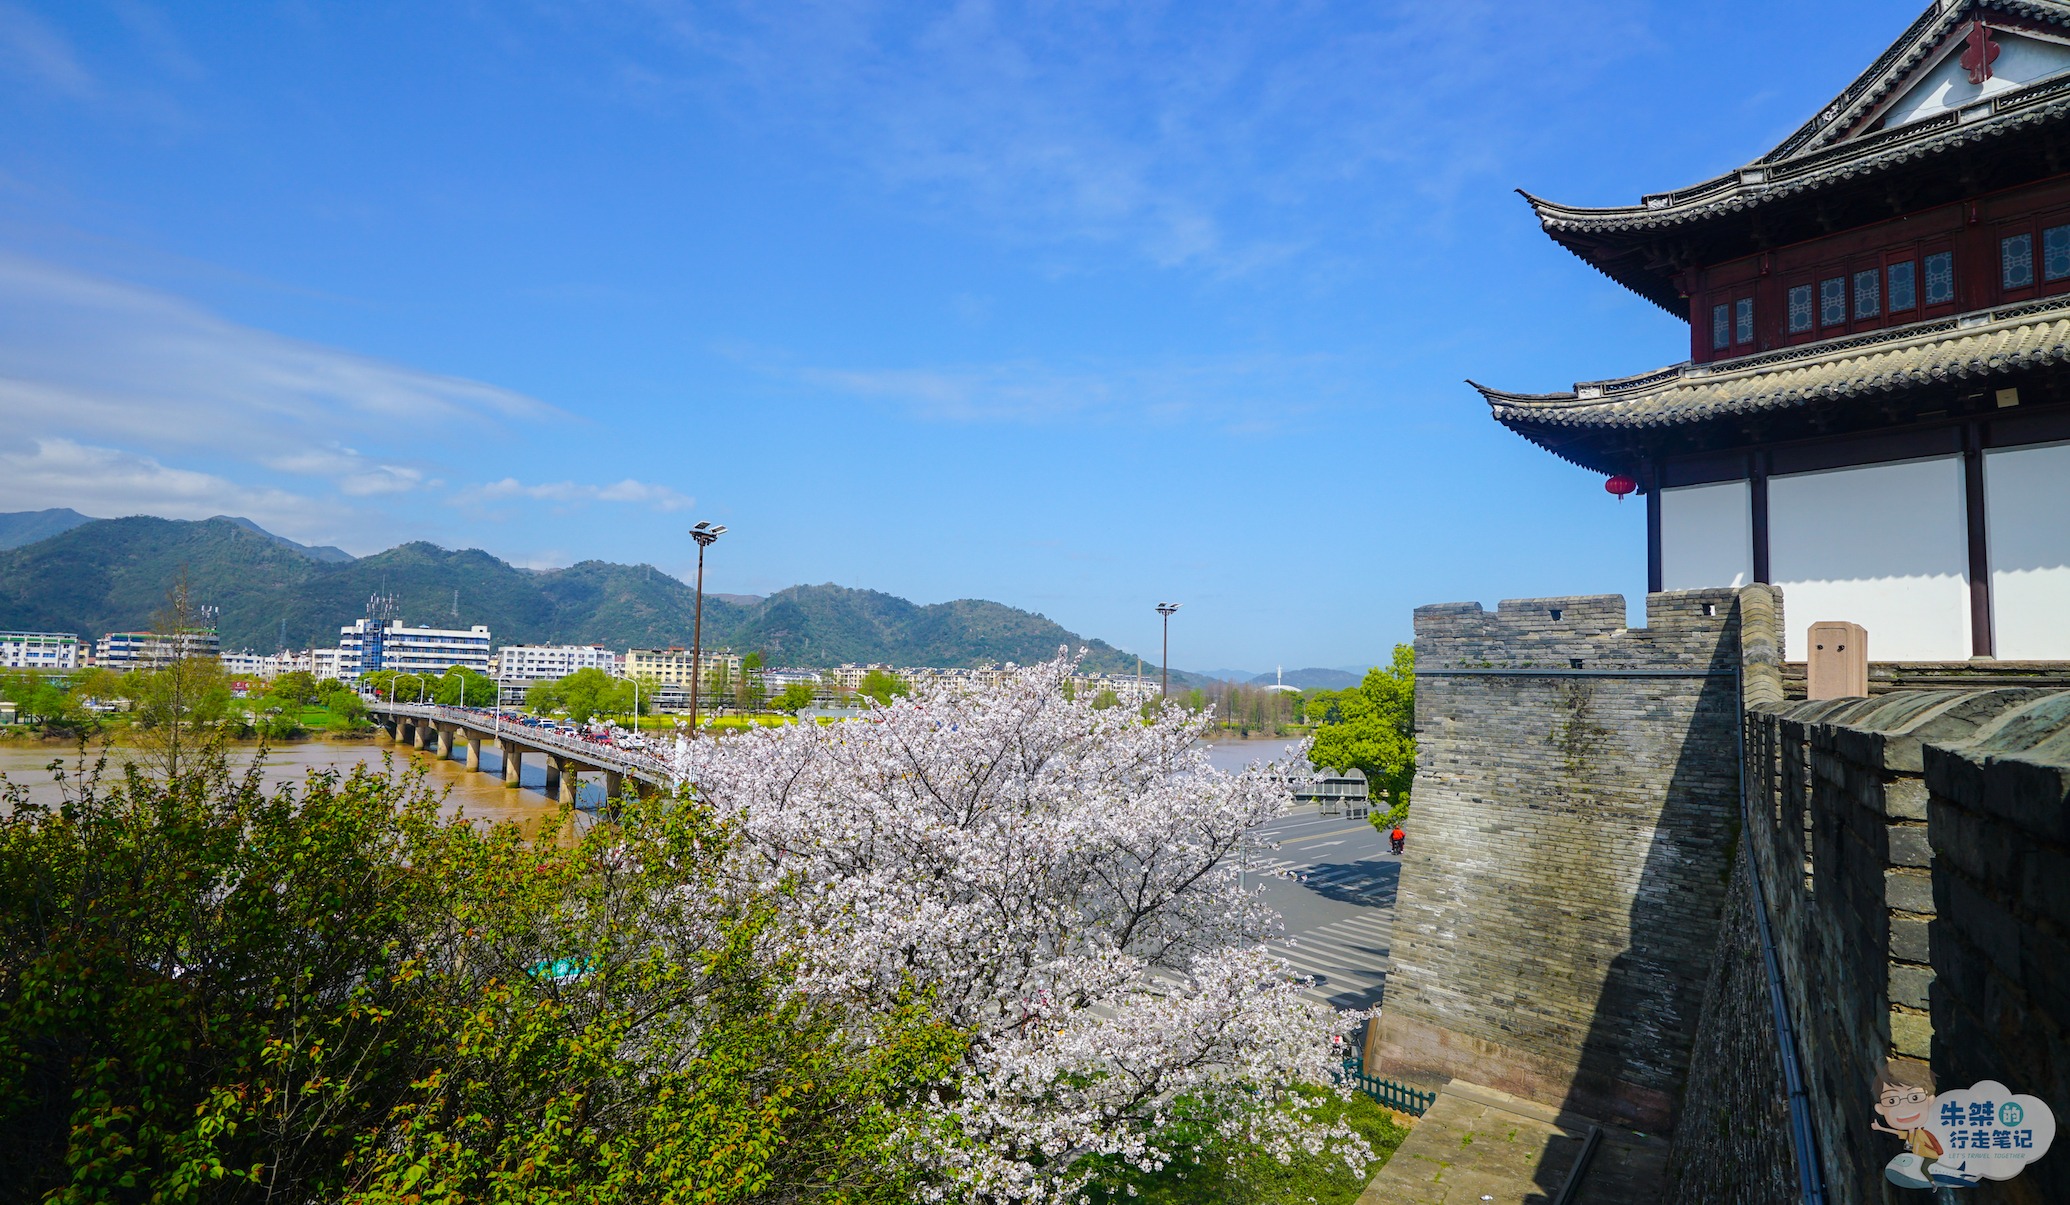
[215, 515, 354, 564]
[1247, 667, 1360, 690]
[0, 515, 1143, 671]
[0, 508, 95, 550]
[1192, 667, 1263, 684]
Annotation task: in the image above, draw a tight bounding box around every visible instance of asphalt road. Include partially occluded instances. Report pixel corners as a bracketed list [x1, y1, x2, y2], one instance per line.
[1250, 807, 1401, 1014]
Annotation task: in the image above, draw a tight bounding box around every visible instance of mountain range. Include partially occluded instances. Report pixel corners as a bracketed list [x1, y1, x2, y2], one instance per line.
[0, 513, 1153, 673]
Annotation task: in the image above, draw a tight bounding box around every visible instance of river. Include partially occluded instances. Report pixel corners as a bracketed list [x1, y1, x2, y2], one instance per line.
[0, 737, 582, 836]
[0, 733, 1306, 827]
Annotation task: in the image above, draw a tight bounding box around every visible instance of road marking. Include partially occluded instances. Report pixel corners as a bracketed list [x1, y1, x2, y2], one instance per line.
[1270, 911, 1395, 1009]
[1274, 826, 1378, 847]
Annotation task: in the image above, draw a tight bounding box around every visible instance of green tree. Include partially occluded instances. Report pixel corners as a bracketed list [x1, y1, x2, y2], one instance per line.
[1307, 644, 1416, 823]
[774, 681, 817, 714]
[0, 673, 87, 734]
[0, 742, 958, 1203]
[528, 666, 631, 724]
[325, 689, 370, 732]
[432, 665, 496, 707]
[1091, 687, 1121, 710]
[857, 668, 910, 706]
[130, 572, 227, 779]
[271, 670, 320, 706]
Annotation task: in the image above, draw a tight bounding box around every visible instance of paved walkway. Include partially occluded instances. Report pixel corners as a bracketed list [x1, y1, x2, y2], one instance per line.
[1356, 1081, 1667, 1205]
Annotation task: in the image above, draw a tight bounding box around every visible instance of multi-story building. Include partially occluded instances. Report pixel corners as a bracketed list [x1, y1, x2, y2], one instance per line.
[495, 644, 619, 681]
[338, 619, 492, 678]
[219, 650, 317, 679]
[624, 647, 744, 690]
[1483, 5, 2070, 659]
[0, 631, 82, 671]
[310, 647, 347, 681]
[96, 629, 221, 669]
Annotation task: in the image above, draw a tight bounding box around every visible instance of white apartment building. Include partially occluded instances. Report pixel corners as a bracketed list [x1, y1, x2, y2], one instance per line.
[219, 649, 317, 679]
[0, 631, 82, 671]
[310, 648, 347, 681]
[96, 629, 221, 668]
[496, 644, 618, 681]
[338, 618, 492, 678]
[624, 647, 744, 690]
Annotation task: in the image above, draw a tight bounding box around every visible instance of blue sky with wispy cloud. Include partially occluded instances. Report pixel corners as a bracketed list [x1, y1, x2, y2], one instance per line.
[0, 0, 1906, 668]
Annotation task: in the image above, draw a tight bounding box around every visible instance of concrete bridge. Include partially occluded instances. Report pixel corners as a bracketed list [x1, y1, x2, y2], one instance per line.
[368, 701, 670, 805]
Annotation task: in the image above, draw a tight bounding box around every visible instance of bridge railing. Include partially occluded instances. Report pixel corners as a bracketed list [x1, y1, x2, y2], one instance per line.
[371, 702, 669, 780]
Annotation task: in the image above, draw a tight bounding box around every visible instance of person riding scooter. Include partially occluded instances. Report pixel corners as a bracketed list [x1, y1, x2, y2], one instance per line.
[1389, 826, 1405, 855]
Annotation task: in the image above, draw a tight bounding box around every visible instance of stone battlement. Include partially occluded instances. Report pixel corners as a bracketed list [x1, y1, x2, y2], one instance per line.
[1371, 589, 1744, 1132]
[1413, 590, 1741, 672]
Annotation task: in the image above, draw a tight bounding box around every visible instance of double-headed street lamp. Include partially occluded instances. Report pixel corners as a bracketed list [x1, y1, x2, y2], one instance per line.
[1155, 602, 1182, 701]
[689, 521, 728, 733]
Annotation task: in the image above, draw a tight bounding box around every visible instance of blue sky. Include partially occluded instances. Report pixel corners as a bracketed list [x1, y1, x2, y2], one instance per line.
[0, 1, 1911, 671]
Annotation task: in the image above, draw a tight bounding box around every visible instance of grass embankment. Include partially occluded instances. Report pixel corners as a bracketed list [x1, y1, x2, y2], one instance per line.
[1098, 1090, 1410, 1205]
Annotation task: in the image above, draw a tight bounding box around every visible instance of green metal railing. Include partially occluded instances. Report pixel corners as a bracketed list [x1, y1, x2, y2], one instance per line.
[1336, 1058, 1436, 1116]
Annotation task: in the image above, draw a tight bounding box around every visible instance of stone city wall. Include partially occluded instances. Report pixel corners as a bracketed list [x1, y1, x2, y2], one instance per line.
[1735, 583, 2070, 1204]
[1370, 590, 1744, 1132]
[1660, 847, 1802, 1205]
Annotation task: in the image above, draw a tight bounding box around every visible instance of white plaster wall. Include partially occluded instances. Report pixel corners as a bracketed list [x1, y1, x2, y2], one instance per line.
[1883, 33, 2070, 128]
[1985, 441, 2070, 660]
[1661, 480, 1752, 590]
[1769, 456, 1971, 661]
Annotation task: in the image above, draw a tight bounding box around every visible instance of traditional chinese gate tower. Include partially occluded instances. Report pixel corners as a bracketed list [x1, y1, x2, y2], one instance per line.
[1375, 0, 2070, 1148]
[1479, 0, 2070, 662]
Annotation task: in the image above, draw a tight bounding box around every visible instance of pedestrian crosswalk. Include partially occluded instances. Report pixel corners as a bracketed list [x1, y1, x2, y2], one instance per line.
[1270, 910, 1393, 1011]
[1250, 856, 1397, 909]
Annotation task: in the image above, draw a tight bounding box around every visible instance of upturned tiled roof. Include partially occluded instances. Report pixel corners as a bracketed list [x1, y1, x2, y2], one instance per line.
[1525, 0, 2070, 237]
[1475, 299, 2070, 431]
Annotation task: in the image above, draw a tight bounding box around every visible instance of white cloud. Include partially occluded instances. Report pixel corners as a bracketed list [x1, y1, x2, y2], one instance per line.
[0, 437, 335, 534]
[463, 476, 695, 512]
[617, 0, 1650, 273]
[0, 3, 95, 98]
[0, 252, 554, 474]
[795, 352, 1342, 427]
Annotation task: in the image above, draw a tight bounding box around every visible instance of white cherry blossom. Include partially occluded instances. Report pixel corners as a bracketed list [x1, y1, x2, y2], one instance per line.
[669, 652, 1374, 1202]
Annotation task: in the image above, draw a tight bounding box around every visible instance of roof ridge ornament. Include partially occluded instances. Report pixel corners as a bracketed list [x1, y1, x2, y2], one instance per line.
[1962, 17, 2001, 84]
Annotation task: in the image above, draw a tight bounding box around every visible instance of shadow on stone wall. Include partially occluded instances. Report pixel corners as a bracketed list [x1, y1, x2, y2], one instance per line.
[1534, 634, 1743, 1142]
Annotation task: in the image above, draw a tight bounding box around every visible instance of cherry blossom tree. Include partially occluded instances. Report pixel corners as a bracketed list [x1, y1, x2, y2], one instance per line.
[670, 653, 1373, 1203]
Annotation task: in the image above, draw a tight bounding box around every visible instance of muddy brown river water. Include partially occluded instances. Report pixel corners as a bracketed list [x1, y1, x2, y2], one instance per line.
[0, 737, 590, 837]
[0, 734, 1302, 835]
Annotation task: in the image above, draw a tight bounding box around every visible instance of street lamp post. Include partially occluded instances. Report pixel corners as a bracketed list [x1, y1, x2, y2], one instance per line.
[1155, 602, 1182, 702]
[688, 521, 728, 733]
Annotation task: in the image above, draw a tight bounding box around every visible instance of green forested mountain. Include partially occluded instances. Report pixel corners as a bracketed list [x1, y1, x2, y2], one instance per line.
[0, 515, 1140, 671]
[0, 508, 94, 550]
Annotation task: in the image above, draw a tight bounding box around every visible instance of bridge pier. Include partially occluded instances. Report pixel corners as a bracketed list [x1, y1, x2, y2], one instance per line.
[465, 734, 482, 771]
[375, 720, 395, 745]
[501, 741, 522, 788]
[543, 756, 561, 801]
[436, 724, 454, 760]
[412, 722, 430, 752]
[556, 757, 578, 806]
[603, 770, 622, 802]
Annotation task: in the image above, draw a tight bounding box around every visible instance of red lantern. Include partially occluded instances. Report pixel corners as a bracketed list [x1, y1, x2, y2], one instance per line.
[1605, 474, 1638, 501]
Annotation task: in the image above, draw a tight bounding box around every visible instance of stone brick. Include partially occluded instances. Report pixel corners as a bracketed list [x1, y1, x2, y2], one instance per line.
[1884, 867, 1934, 914]
[1887, 963, 1933, 1010]
[1889, 1008, 1933, 1060]
[1884, 776, 1929, 820]
[1889, 915, 1930, 963]
[1887, 819, 1929, 869]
